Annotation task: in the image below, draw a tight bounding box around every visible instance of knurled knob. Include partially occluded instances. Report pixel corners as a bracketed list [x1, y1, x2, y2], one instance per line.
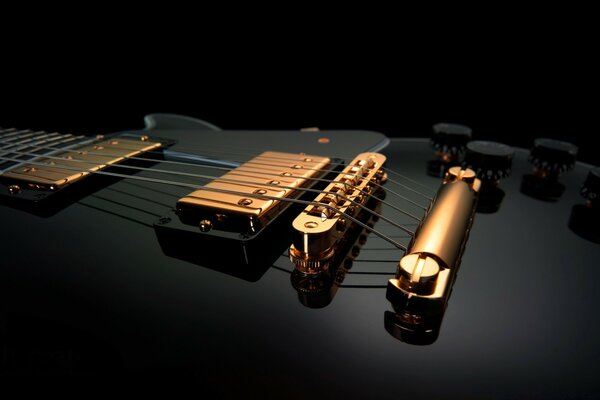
[581, 167, 600, 202]
[431, 123, 472, 159]
[463, 140, 514, 182]
[289, 246, 333, 275]
[529, 138, 578, 175]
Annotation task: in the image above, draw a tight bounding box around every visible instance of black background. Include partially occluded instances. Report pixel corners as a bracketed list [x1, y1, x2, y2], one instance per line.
[1, 15, 596, 165]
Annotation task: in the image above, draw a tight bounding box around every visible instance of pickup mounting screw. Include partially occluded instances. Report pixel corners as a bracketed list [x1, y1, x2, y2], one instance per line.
[8, 185, 21, 195]
[199, 219, 213, 232]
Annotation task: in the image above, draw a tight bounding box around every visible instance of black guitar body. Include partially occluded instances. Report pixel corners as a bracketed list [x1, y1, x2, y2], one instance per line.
[1, 115, 599, 399]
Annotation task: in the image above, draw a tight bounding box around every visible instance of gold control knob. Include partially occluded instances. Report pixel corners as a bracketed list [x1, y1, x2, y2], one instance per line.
[289, 245, 334, 275]
[398, 254, 440, 295]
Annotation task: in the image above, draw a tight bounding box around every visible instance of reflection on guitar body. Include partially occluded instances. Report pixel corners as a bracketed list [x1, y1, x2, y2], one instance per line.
[1, 114, 599, 399]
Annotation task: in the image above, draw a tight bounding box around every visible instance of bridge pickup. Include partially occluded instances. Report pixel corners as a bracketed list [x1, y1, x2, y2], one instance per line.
[289, 152, 387, 275]
[176, 151, 331, 234]
[1, 137, 162, 189]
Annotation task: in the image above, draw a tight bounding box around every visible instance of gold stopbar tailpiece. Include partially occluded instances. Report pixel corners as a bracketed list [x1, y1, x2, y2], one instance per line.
[176, 151, 331, 234]
[289, 152, 387, 274]
[2, 138, 161, 189]
[387, 167, 480, 307]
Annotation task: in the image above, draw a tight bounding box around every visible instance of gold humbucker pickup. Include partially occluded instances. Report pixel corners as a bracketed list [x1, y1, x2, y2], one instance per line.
[176, 151, 331, 234]
[289, 152, 387, 274]
[2, 138, 162, 188]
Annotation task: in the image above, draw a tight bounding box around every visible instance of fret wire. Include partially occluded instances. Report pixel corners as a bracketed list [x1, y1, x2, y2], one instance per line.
[0, 153, 414, 246]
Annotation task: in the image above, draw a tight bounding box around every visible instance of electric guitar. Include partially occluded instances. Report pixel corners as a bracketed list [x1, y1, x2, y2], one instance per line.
[1, 114, 598, 399]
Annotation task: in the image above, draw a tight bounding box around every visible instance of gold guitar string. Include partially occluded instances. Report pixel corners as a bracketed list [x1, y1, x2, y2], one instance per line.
[0, 153, 413, 248]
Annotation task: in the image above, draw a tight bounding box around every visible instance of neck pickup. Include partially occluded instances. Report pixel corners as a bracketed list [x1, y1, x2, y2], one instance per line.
[1, 133, 162, 190]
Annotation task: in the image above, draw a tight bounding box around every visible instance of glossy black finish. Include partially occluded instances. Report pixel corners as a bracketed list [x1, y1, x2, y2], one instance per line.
[569, 167, 600, 243]
[1, 119, 599, 399]
[520, 173, 566, 201]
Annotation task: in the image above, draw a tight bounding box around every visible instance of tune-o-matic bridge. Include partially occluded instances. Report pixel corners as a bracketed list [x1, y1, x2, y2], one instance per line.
[385, 167, 480, 344]
[289, 152, 387, 274]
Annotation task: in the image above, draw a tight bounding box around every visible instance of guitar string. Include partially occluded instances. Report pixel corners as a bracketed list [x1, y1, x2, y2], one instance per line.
[0, 132, 430, 232]
[0, 130, 420, 273]
[118, 131, 437, 194]
[0, 140, 430, 214]
[1, 148, 424, 229]
[0, 129, 436, 198]
[0, 137, 433, 208]
[140, 145, 435, 200]
[0, 154, 413, 246]
[1, 144, 430, 211]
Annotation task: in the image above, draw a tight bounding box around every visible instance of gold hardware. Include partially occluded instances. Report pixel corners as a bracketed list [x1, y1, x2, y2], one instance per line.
[291, 195, 383, 308]
[2, 137, 161, 188]
[7, 185, 21, 195]
[176, 151, 331, 234]
[318, 138, 330, 144]
[289, 152, 387, 275]
[199, 220, 213, 232]
[140, 135, 149, 142]
[386, 167, 480, 324]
